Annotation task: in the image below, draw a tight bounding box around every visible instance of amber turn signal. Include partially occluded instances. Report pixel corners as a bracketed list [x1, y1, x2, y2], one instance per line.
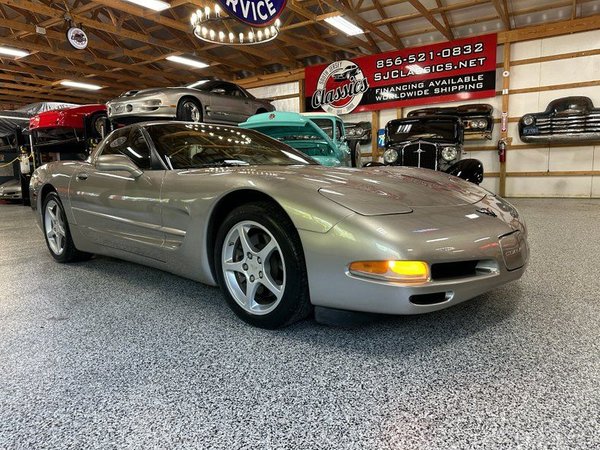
[349, 260, 430, 284]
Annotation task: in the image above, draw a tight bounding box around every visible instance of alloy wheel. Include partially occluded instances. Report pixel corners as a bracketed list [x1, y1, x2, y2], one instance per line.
[221, 220, 286, 315]
[44, 199, 66, 256]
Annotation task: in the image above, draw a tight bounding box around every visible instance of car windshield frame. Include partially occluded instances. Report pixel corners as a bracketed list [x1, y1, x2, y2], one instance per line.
[144, 123, 318, 170]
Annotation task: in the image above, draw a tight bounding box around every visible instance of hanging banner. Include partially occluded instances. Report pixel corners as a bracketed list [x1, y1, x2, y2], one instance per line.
[218, 0, 287, 27]
[305, 33, 497, 114]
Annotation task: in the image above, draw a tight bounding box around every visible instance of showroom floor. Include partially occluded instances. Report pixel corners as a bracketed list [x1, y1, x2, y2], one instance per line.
[0, 199, 598, 449]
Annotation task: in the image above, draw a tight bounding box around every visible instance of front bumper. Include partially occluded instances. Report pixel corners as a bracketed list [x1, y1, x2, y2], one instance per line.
[107, 101, 176, 120]
[0, 192, 22, 200]
[300, 202, 528, 315]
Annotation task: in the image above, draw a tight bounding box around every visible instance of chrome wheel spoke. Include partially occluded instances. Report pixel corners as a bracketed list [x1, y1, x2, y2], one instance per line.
[236, 224, 254, 254]
[244, 280, 260, 309]
[258, 239, 277, 261]
[260, 272, 283, 300]
[224, 259, 244, 274]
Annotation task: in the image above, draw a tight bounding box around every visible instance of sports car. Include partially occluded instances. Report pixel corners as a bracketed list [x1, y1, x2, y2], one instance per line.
[29, 104, 107, 149]
[106, 79, 274, 126]
[30, 121, 528, 329]
[0, 178, 21, 200]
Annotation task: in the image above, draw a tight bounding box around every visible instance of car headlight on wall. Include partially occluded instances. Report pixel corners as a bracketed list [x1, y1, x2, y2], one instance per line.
[522, 115, 536, 126]
[441, 146, 458, 161]
[383, 148, 398, 164]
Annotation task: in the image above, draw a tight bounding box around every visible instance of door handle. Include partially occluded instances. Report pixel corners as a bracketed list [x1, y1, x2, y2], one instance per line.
[76, 172, 88, 181]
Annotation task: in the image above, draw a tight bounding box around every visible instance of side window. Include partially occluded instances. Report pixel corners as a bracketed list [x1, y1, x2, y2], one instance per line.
[222, 83, 245, 97]
[100, 128, 152, 170]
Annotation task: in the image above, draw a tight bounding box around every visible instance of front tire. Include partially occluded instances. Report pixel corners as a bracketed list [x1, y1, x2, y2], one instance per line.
[42, 192, 92, 263]
[214, 202, 311, 328]
[176, 98, 202, 122]
[350, 141, 362, 168]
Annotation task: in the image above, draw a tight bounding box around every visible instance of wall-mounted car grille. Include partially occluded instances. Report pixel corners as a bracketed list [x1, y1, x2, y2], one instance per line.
[534, 112, 600, 135]
[402, 143, 437, 169]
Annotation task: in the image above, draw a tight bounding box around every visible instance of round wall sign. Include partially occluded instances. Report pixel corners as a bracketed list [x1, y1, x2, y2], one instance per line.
[67, 27, 88, 50]
[218, 0, 287, 27]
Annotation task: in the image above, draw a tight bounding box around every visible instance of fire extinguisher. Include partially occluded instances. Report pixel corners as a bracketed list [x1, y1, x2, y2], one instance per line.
[19, 146, 31, 175]
[498, 138, 507, 163]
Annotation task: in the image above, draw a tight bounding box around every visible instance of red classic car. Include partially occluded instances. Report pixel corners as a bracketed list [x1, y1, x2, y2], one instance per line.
[29, 104, 107, 149]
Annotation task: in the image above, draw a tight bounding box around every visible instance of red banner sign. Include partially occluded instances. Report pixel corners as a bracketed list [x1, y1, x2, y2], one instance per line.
[304, 34, 497, 114]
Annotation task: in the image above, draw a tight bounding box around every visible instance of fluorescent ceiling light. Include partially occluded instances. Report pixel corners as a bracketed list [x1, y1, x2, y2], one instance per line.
[122, 0, 170, 12]
[61, 80, 103, 91]
[325, 16, 364, 36]
[0, 46, 29, 58]
[166, 55, 209, 69]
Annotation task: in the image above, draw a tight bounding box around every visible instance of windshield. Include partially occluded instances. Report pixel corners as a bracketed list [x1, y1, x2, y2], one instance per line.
[387, 120, 457, 143]
[146, 123, 317, 169]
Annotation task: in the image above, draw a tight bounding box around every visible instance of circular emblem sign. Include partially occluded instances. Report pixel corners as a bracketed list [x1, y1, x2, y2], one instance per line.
[311, 60, 370, 115]
[67, 27, 88, 50]
[218, 0, 286, 27]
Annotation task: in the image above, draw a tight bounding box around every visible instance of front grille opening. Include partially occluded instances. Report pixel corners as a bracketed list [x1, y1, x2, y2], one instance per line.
[431, 260, 478, 280]
[410, 292, 448, 305]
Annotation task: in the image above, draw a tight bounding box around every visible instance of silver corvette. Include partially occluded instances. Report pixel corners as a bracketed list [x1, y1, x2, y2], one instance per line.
[106, 80, 274, 125]
[30, 122, 528, 328]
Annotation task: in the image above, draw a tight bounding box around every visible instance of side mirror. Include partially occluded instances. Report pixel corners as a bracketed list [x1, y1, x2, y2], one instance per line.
[445, 158, 484, 185]
[96, 154, 143, 178]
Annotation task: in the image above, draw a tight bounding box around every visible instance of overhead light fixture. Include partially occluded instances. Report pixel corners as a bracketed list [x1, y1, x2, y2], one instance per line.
[325, 16, 364, 36]
[190, 6, 280, 45]
[0, 46, 29, 58]
[122, 0, 170, 12]
[166, 55, 209, 69]
[61, 80, 103, 91]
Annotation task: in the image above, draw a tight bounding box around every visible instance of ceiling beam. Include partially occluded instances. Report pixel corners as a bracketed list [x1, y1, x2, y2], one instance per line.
[407, 0, 454, 41]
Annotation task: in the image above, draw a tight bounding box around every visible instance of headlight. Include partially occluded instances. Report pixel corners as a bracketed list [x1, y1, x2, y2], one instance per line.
[349, 260, 430, 284]
[354, 127, 364, 136]
[383, 148, 398, 164]
[477, 119, 487, 129]
[441, 146, 458, 161]
[523, 115, 535, 126]
[144, 99, 162, 106]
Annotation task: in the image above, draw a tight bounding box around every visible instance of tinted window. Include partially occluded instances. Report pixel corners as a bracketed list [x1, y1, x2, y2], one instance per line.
[100, 128, 152, 169]
[145, 123, 316, 169]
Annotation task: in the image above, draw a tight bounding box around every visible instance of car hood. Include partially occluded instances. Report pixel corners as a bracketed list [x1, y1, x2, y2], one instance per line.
[0, 179, 21, 191]
[114, 87, 179, 99]
[308, 166, 486, 215]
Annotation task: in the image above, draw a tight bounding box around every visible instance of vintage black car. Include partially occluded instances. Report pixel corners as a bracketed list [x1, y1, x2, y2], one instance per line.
[408, 104, 494, 140]
[519, 96, 600, 143]
[376, 115, 483, 184]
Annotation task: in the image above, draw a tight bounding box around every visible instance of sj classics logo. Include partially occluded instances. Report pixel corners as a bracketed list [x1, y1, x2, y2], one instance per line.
[311, 60, 369, 115]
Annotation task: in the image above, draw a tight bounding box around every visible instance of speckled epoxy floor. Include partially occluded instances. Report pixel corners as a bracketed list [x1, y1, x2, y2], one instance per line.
[0, 199, 598, 449]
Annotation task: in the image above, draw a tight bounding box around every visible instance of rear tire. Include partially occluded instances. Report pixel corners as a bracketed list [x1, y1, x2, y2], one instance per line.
[176, 98, 202, 122]
[42, 192, 92, 263]
[214, 202, 311, 328]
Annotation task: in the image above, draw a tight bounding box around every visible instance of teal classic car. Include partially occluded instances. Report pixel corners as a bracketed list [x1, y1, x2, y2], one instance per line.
[240, 111, 359, 167]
